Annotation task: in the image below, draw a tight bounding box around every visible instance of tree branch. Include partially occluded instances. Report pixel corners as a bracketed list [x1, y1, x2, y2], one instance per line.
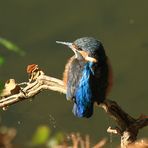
[100, 100, 148, 147]
[0, 64, 147, 147]
[0, 74, 66, 109]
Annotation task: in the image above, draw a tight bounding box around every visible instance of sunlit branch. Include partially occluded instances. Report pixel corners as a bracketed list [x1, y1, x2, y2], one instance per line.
[0, 64, 147, 148]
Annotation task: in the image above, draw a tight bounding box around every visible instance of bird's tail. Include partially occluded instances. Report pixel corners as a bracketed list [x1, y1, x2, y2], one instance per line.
[72, 102, 94, 118]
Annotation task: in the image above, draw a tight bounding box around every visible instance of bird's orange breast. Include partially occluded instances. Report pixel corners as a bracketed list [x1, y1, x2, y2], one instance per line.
[63, 56, 75, 87]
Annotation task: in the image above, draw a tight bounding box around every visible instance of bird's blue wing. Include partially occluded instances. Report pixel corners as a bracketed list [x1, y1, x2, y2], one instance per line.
[73, 62, 94, 118]
[66, 59, 84, 101]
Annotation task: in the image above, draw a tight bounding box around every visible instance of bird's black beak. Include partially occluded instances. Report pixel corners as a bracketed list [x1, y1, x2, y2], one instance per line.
[56, 41, 73, 48]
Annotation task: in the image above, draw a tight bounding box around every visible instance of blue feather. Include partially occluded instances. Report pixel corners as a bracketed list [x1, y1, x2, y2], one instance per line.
[73, 62, 94, 117]
[66, 59, 83, 101]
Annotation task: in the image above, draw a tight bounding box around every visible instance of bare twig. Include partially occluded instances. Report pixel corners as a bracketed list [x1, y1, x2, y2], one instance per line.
[0, 74, 66, 108]
[100, 100, 148, 147]
[0, 64, 147, 147]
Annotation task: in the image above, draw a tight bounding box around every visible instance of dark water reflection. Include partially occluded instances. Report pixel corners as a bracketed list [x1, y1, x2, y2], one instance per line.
[0, 0, 148, 146]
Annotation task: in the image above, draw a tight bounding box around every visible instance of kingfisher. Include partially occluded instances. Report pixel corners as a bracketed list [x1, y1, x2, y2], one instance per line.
[56, 37, 113, 118]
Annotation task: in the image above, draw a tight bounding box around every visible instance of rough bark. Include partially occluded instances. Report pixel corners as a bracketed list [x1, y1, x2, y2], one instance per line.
[0, 65, 147, 147]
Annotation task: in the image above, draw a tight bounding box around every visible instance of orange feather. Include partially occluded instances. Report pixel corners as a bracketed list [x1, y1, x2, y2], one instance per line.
[63, 56, 75, 87]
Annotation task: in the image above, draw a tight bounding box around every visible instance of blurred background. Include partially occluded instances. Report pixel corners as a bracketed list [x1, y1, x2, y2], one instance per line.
[0, 0, 148, 147]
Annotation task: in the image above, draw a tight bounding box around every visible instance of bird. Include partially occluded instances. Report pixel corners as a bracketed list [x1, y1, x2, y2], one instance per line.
[56, 37, 113, 118]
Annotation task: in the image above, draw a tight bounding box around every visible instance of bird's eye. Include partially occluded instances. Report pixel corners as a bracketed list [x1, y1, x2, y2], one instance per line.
[77, 47, 82, 51]
[72, 44, 82, 51]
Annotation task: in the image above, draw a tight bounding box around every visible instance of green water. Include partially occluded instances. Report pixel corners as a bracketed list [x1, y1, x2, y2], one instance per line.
[0, 0, 148, 146]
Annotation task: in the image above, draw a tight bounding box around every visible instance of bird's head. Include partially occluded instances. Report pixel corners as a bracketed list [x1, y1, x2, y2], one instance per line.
[56, 37, 106, 63]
